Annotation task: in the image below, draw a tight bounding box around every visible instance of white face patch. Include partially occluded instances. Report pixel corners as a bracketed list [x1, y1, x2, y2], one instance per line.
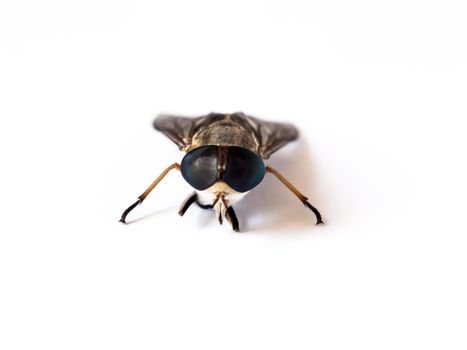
[197, 181, 248, 221]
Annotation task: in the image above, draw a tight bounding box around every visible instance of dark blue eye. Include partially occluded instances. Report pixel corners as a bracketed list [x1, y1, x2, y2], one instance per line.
[224, 147, 265, 193]
[181, 146, 218, 190]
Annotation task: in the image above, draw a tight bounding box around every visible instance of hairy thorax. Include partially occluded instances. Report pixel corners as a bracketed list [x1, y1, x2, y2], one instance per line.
[190, 122, 259, 153]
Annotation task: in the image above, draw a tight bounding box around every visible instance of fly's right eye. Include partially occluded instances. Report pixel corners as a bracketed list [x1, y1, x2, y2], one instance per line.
[181, 146, 219, 191]
[224, 147, 265, 193]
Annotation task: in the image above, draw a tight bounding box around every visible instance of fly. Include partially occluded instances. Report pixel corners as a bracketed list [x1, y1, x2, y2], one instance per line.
[119, 112, 323, 232]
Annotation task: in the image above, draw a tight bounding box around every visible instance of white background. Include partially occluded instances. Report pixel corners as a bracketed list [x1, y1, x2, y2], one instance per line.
[1, 1, 466, 349]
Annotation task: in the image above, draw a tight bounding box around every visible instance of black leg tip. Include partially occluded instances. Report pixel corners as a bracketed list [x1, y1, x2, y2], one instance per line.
[178, 209, 188, 217]
[179, 193, 198, 217]
[119, 199, 142, 225]
[304, 201, 323, 226]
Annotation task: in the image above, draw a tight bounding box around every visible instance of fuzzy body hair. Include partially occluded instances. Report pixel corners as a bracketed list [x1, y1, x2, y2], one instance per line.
[197, 182, 248, 221]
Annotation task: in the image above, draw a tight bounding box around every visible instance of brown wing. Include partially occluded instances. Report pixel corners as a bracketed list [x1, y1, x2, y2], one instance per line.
[243, 114, 299, 159]
[153, 114, 207, 151]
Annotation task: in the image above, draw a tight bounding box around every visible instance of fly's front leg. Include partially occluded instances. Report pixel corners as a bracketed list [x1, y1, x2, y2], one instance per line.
[266, 166, 323, 225]
[178, 192, 198, 216]
[119, 163, 181, 223]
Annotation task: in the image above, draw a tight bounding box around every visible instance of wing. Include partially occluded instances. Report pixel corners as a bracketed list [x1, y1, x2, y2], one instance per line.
[245, 115, 299, 159]
[153, 114, 206, 151]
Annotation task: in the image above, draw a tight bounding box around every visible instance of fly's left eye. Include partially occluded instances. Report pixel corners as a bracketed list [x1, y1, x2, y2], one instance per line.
[181, 146, 219, 190]
[224, 147, 265, 193]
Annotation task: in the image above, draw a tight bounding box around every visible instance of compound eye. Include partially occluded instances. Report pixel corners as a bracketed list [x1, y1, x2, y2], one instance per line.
[224, 147, 265, 193]
[181, 146, 218, 190]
